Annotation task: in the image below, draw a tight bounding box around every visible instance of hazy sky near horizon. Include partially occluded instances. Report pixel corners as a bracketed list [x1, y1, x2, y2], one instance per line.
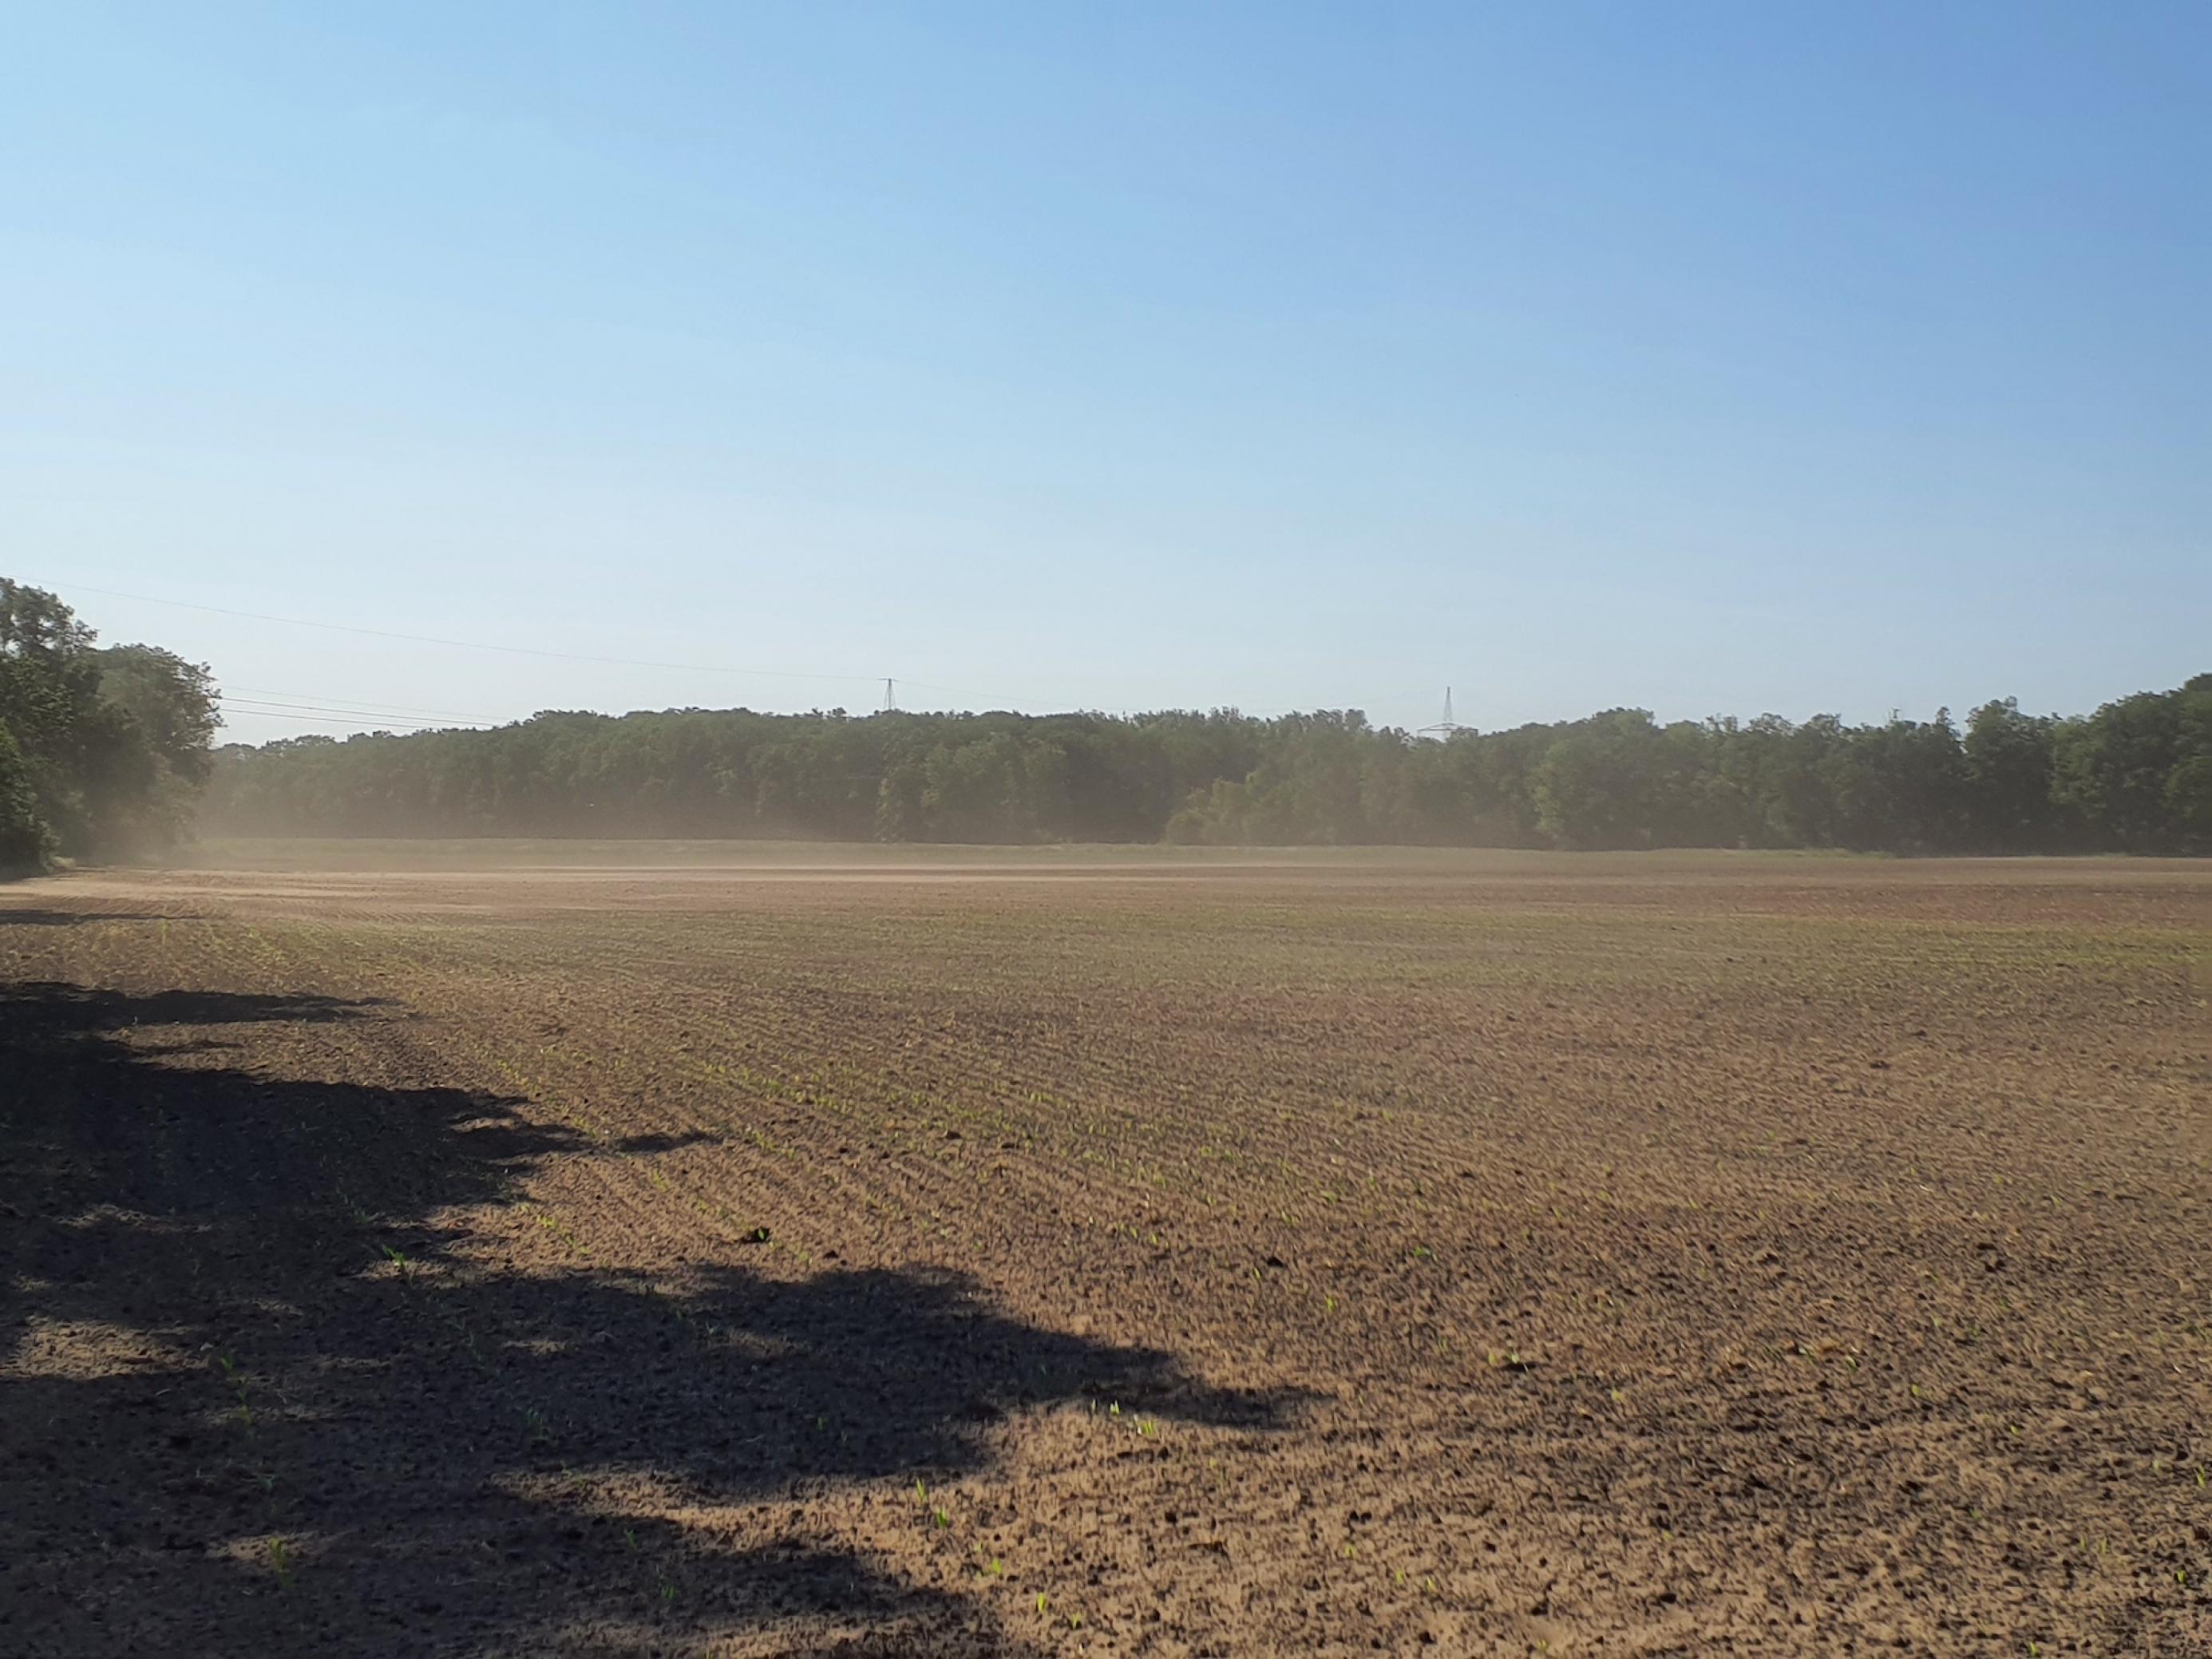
[6, 3, 2207, 741]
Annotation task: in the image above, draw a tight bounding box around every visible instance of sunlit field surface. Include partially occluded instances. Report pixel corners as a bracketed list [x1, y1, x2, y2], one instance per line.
[6, 846, 2207, 1654]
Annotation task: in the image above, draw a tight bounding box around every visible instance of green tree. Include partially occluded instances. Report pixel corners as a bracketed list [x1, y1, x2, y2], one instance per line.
[1822, 711, 1968, 853]
[0, 581, 220, 868]
[1534, 710, 1666, 849]
[0, 578, 107, 849]
[88, 644, 220, 855]
[195, 673, 2210, 856]
[0, 724, 50, 873]
[2161, 675, 2212, 850]
[1962, 699, 2061, 852]
[2053, 683, 2202, 852]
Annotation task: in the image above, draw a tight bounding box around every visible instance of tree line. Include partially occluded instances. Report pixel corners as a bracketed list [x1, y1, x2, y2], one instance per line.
[0, 581, 220, 874]
[201, 677, 2212, 854]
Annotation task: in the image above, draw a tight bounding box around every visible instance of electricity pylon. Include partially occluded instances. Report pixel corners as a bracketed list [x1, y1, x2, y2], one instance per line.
[1417, 687, 1466, 739]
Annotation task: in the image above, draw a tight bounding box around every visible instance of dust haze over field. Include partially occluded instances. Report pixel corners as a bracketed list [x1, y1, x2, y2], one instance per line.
[10, 0, 2212, 1650]
[5, 845, 2208, 1654]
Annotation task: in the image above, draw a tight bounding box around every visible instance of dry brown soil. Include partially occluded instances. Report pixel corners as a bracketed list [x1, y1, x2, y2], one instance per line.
[3, 848, 2209, 1655]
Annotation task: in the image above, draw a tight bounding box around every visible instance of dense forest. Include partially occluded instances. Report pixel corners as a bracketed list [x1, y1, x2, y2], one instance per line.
[203, 677, 2212, 854]
[0, 581, 219, 873]
[7, 574, 2202, 860]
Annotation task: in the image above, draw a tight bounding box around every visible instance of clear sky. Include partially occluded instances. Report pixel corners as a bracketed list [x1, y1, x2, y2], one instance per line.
[6, 3, 2207, 741]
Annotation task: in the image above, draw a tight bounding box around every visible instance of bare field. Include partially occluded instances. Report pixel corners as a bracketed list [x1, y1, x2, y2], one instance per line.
[4, 849, 2209, 1655]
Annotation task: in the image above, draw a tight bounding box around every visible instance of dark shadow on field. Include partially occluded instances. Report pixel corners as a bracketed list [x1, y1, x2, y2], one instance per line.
[607, 1128, 727, 1156]
[0, 908, 202, 927]
[0, 980, 1296, 1657]
[5, 980, 394, 1031]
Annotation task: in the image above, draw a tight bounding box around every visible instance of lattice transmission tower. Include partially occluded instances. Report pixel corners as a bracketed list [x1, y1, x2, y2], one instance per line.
[1416, 686, 1467, 740]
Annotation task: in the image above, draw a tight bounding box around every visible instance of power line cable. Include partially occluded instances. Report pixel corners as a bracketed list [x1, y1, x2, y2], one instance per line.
[69, 583, 1317, 723]
[221, 715, 474, 733]
[221, 697, 477, 723]
[224, 684, 495, 722]
[64, 584, 876, 686]
[218, 707, 469, 732]
[220, 694, 497, 725]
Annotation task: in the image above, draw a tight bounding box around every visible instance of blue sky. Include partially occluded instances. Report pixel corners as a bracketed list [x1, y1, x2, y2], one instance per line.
[6, 3, 2206, 739]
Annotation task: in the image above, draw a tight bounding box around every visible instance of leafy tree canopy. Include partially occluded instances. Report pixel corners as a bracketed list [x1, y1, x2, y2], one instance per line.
[201, 678, 2212, 856]
[0, 580, 221, 872]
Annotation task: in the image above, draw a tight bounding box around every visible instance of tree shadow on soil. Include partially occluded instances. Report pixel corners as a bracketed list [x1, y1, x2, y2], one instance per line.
[606, 1128, 728, 1156]
[0, 909, 204, 927]
[6, 980, 395, 1032]
[0, 980, 1298, 1657]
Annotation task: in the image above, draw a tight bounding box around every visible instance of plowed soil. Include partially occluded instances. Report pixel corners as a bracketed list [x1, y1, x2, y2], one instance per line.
[4, 847, 2208, 1655]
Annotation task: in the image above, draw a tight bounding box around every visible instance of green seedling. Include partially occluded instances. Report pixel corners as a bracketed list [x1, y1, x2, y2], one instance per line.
[267, 1535, 295, 1589]
[216, 1355, 255, 1430]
